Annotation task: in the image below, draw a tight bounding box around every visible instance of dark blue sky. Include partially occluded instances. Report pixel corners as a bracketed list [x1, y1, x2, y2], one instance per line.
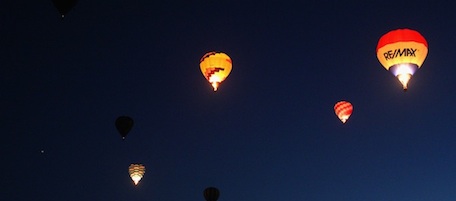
[2, 1, 456, 201]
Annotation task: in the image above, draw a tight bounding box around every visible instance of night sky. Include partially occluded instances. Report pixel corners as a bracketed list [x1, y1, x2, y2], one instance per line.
[2, 1, 456, 201]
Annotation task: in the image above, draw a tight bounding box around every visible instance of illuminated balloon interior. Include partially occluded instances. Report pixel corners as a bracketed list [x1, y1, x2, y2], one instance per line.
[389, 64, 418, 90]
[131, 175, 142, 185]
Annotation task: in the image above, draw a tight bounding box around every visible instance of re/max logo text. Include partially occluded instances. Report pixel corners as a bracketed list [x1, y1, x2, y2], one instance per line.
[383, 48, 417, 60]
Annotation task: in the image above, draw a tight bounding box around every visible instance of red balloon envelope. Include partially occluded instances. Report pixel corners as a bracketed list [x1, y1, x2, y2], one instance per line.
[334, 101, 353, 123]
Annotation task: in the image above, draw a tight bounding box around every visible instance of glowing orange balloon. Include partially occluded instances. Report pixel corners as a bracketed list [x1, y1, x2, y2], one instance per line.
[200, 52, 232, 91]
[376, 29, 428, 91]
[128, 164, 145, 185]
[334, 101, 353, 123]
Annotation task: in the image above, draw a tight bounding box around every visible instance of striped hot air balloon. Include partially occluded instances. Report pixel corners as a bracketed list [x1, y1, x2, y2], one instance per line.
[376, 29, 428, 91]
[200, 52, 232, 91]
[128, 164, 145, 185]
[334, 101, 353, 123]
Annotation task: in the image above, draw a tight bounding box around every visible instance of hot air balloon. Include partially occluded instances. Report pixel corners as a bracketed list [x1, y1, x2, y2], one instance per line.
[129, 164, 145, 185]
[376, 29, 428, 91]
[52, 0, 78, 18]
[204, 187, 220, 201]
[200, 52, 232, 91]
[115, 116, 134, 140]
[334, 101, 353, 123]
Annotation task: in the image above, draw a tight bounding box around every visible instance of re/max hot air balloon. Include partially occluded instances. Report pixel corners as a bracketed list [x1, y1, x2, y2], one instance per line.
[334, 101, 353, 123]
[52, 0, 78, 18]
[204, 187, 220, 201]
[115, 116, 134, 140]
[376, 29, 428, 91]
[129, 164, 145, 185]
[200, 52, 232, 91]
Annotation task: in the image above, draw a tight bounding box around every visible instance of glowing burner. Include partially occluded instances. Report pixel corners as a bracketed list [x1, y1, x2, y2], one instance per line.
[389, 64, 418, 91]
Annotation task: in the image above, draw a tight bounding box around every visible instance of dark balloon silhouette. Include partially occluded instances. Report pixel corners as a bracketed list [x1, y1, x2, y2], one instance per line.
[115, 116, 134, 140]
[52, 0, 78, 18]
[204, 187, 220, 201]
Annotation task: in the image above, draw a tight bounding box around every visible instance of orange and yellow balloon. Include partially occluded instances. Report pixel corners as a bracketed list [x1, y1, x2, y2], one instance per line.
[128, 164, 145, 185]
[334, 101, 353, 123]
[376, 29, 428, 91]
[200, 52, 232, 91]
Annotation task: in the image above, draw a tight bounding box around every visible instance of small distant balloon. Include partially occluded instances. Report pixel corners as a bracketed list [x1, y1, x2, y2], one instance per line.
[52, 0, 78, 18]
[129, 164, 145, 185]
[334, 101, 353, 123]
[200, 52, 232, 91]
[115, 116, 134, 140]
[204, 187, 220, 201]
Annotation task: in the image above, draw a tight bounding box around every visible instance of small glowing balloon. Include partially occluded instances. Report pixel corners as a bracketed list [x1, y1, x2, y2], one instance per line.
[200, 52, 232, 91]
[334, 101, 353, 123]
[204, 187, 220, 201]
[376, 29, 428, 91]
[129, 164, 145, 185]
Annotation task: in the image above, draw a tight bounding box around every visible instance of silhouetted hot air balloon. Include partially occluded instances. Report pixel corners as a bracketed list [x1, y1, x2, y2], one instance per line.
[334, 101, 353, 123]
[52, 0, 78, 18]
[129, 164, 145, 185]
[200, 52, 232, 91]
[376, 29, 428, 91]
[204, 187, 220, 201]
[115, 116, 134, 140]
